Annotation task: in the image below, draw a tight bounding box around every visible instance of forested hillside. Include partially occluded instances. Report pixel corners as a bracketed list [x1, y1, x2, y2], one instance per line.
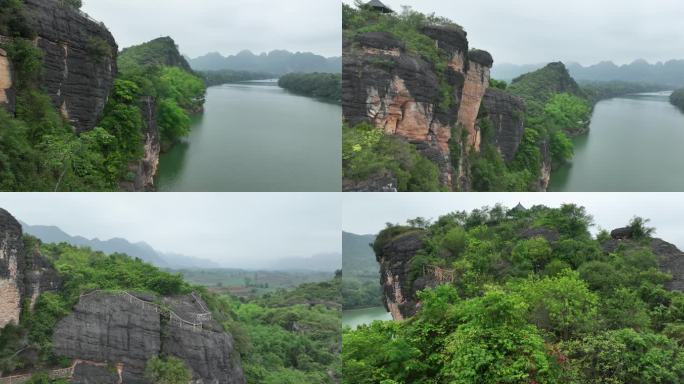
[671, 89, 684, 112]
[0, 207, 341, 383]
[344, 204, 684, 383]
[278, 73, 342, 103]
[0, 0, 204, 191]
[342, 232, 382, 309]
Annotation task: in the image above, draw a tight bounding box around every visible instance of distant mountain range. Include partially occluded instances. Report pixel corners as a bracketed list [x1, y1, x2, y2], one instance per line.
[492, 59, 684, 87]
[21, 222, 341, 271]
[21, 222, 220, 269]
[188, 50, 342, 75]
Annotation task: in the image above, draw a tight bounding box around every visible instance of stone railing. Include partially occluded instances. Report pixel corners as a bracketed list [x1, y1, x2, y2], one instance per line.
[80, 290, 211, 332]
[0, 366, 73, 384]
[423, 265, 456, 283]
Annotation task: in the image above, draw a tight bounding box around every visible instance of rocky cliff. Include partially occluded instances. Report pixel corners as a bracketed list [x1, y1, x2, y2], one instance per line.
[0, 46, 14, 113]
[119, 96, 160, 192]
[480, 88, 526, 163]
[0, 208, 25, 328]
[377, 224, 684, 321]
[21, 0, 117, 133]
[53, 291, 246, 384]
[343, 22, 534, 190]
[0, 209, 61, 328]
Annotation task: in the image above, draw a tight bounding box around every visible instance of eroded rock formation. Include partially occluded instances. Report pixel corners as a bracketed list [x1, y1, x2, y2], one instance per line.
[481, 88, 526, 163]
[375, 230, 426, 320]
[0, 46, 14, 113]
[0, 208, 25, 328]
[21, 0, 117, 133]
[343, 25, 496, 189]
[119, 96, 160, 192]
[53, 292, 246, 384]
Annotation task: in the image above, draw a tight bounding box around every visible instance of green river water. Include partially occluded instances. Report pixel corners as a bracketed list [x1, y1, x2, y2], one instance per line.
[343, 307, 393, 329]
[549, 91, 684, 191]
[155, 83, 342, 191]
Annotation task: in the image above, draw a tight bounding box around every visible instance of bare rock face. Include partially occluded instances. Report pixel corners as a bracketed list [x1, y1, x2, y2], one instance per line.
[481, 88, 526, 163]
[53, 292, 246, 384]
[22, 0, 117, 133]
[375, 230, 425, 320]
[343, 25, 493, 189]
[0, 47, 15, 114]
[53, 292, 162, 384]
[119, 97, 160, 192]
[0, 208, 25, 328]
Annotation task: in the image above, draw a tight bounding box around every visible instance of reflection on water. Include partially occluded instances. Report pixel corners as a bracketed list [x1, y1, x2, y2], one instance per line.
[155, 83, 342, 191]
[549, 91, 684, 191]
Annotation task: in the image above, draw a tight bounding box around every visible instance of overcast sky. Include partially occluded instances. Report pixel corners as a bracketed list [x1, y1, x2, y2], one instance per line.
[1, 193, 341, 269]
[81, 0, 341, 58]
[344, 0, 684, 65]
[343, 193, 684, 250]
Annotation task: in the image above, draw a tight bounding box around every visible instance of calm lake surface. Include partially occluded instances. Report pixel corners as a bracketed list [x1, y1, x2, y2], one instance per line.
[155, 83, 342, 191]
[549, 91, 684, 191]
[343, 307, 393, 329]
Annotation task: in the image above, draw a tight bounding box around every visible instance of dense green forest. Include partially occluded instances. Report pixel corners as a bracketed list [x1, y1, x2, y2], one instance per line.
[671, 89, 684, 112]
[0, 236, 341, 383]
[344, 204, 684, 383]
[199, 69, 276, 86]
[278, 73, 342, 103]
[342, 232, 383, 309]
[581, 81, 667, 104]
[0, 2, 204, 191]
[201, 273, 342, 383]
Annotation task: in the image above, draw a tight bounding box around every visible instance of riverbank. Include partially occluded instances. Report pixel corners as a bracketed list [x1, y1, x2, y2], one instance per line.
[343, 307, 392, 329]
[155, 84, 342, 191]
[549, 91, 684, 191]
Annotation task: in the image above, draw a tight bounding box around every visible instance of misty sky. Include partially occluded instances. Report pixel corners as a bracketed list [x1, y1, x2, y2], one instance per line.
[1, 193, 341, 269]
[343, 193, 684, 251]
[344, 0, 684, 65]
[81, 0, 341, 58]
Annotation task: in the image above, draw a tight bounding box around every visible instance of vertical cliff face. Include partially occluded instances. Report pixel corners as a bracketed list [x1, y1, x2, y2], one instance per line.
[53, 292, 246, 384]
[480, 88, 526, 163]
[375, 230, 426, 320]
[0, 208, 25, 328]
[119, 96, 160, 192]
[21, 0, 117, 133]
[0, 208, 61, 329]
[342, 24, 495, 189]
[0, 46, 14, 113]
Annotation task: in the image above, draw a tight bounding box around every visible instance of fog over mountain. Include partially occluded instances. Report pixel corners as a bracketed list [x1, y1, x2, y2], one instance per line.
[2, 193, 341, 270]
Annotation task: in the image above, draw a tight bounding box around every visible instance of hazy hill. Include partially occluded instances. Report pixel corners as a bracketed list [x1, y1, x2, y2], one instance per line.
[271, 252, 342, 272]
[493, 59, 684, 87]
[20, 222, 218, 268]
[342, 231, 377, 275]
[189, 49, 342, 74]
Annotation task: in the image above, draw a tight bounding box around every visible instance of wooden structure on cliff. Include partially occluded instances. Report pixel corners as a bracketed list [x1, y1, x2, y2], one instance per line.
[364, 0, 394, 13]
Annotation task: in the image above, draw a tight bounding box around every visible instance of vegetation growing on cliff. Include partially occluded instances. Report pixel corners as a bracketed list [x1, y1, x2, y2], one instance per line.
[343, 123, 442, 192]
[203, 274, 342, 383]
[671, 89, 684, 112]
[0, 8, 204, 191]
[278, 73, 342, 103]
[1, 235, 341, 383]
[344, 204, 684, 383]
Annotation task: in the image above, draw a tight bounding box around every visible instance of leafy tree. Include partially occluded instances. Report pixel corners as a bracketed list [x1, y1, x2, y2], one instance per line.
[145, 356, 192, 384]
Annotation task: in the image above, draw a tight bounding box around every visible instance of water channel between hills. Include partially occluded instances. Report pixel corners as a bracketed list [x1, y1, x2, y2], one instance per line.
[549, 91, 684, 191]
[155, 83, 342, 191]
